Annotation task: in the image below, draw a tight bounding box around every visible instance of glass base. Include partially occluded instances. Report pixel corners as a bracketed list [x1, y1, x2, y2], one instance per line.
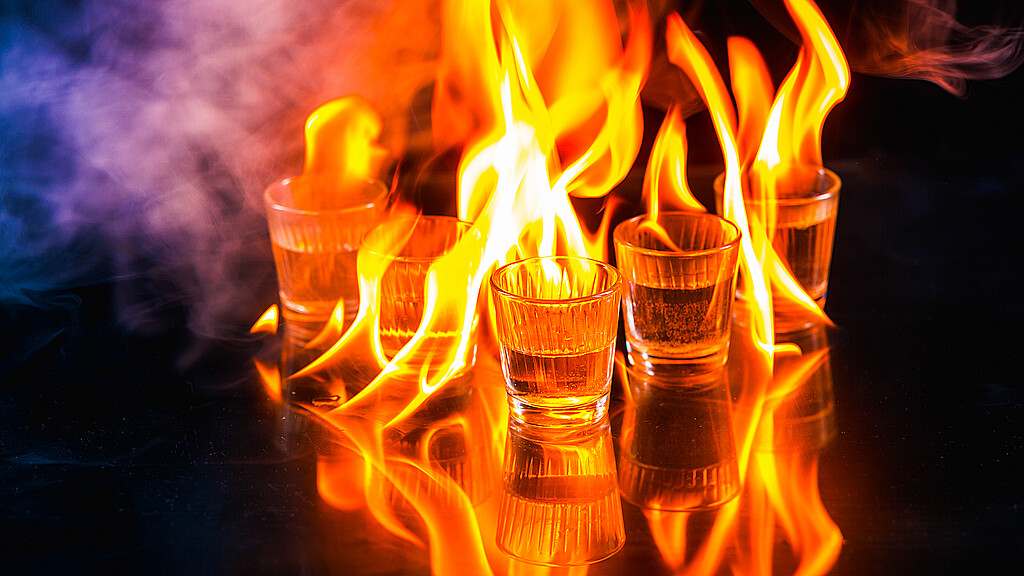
[507, 394, 609, 427]
[625, 348, 728, 381]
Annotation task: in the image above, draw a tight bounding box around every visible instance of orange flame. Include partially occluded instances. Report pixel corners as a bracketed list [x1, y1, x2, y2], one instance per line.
[250, 305, 281, 400]
[649, 9, 843, 576]
[250, 304, 279, 335]
[739, 0, 849, 326]
[665, 13, 774, 352]
[643, 106, 706, 218]
[272, 4, 651, 575]
[254, 1, 852, 573]
[755, 0, 850, 171]
[728, 37, 773, 171]
[297, 94, 389, 209]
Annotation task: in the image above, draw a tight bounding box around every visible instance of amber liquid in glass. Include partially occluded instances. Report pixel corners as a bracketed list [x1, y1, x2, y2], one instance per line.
[272, 238, 358, 343]
[623, 279, 732, 367]
[501, 347, 615, 413]
[773, 214, 836, 302]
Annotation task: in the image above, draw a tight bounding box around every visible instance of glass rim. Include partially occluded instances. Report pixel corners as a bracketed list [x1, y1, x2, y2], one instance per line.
[613, 212, 743, 258]
[360, 215, 479, 262]
[264, 176, 389, 216]
[713, 165, 841, 207]
[489, 255, 622, 305]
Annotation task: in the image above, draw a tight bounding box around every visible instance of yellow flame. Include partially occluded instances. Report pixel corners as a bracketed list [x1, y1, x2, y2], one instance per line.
[250, 304, 279, 334]
[729, 36, 774, 171]
[643, 107, 706, 217]
[666, 13, 775, 354]
[298, 95, 389, 210]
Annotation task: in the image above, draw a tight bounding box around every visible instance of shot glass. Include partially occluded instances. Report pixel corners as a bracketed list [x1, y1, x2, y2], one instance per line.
[613, 212, 742, 378]
[618, 366, 739, 511]
[489, 256, 622, 426]
[265, 176, 388, 345]
[361, 215, 480, 360]
[497, 414, 624, 566]
[714, 165, 840, 333]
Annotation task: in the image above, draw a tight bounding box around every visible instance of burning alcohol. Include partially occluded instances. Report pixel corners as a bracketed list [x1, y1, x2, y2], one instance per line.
[715, 166, 841, 332]
[761, 167, 841, 304]
[362, 216, 480, 359]
[250, 0, 862, 572]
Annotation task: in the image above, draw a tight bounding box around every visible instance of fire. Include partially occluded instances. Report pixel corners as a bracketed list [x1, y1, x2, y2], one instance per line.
[299, 95, 389, 209]
[259, 1, 650, 573]
[628, 5, 845, 575]
[747, 0, 850, 327]
[252, 0, 854, 574]
[643, 106, 705, 218]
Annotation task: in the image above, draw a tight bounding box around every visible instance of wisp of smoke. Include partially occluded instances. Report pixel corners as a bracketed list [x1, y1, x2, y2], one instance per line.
[748, 0, 1024, 96]
[0, 0, 439, 373]
[854, 0, 1024, 95]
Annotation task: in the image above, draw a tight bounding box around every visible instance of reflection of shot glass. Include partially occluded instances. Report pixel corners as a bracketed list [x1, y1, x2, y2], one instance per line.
[265, 176, 388, 344]
[715, 166, 840, 333]
[764, 323, 837, 454]
[490, 256, 622, 426]
[618, 366, 739, 511]
[366, 383, 495, 521]
[613, 212, 742, 378]
[361, 216, 478, 360]
[497, 414, 624, 566]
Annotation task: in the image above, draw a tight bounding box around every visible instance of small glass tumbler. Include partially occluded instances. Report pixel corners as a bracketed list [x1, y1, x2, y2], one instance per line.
[715, 165, 840, 333]
[497, 414, 624, 566]
[618, 366, 739, 511]
[489, 256, 622, 426]
[265, 176, 388, 345]
[361, 215, 479, 360]
[613, 212, 742, 378]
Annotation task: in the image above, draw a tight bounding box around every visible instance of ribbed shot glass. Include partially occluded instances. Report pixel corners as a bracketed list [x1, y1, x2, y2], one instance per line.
[361, 215, 479, 360]
[489, 256, 621, 426]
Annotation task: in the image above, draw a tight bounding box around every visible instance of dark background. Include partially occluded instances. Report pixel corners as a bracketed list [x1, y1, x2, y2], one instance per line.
[3, 1, 1023, 574]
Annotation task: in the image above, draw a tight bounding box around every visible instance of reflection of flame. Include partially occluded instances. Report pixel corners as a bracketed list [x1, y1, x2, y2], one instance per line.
[249, 0, 860, 573]
[635, 4, 846, 574]
[257, 3, 651, 572]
